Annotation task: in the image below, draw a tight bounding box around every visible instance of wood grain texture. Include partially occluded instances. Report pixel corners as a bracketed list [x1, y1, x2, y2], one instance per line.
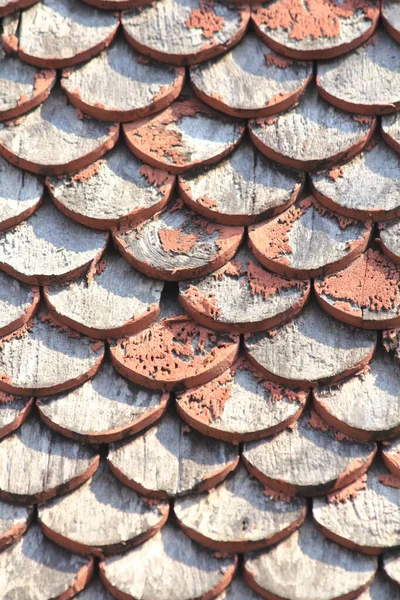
[178, 139, 305, 226]
[379, 219, 400, 265]
[123, 98, 245, 174]
[249, 86, 376, 171]
[313, 350, 400, 441]
[44, 252, 163, 339]
[0, 307, 104, 397]
[0, 198, 107, 285]
[317, 29, 400, 115]
[248, 195, 371, 279]
[74, 579, 115, 600]
[0, 500, 31, 550]
[311, 138, 400, 221]
[382, 0, 400, 43]
[18, 0, 119, 68]
[0, 395, 33, 439]
[113, 201, 244, 281]
[0, 0, 37, 17]
[215, 575, 265, 599]
[174, 463, 307, 552]
[313, 459, 400, 554]
[0, 524, 93, 600]
[0, 46, 55, 121]
[242, 407, 376, 497]
[244, 301, 377, 387]
[0, 87, 119, 176]
[61, 38, 185, 122]
[0, 271, 39, 336]
[81, 0, 144, 7]
[38, 460, 169, 556]
[381, 112, 400, 154]
[251, 0, 379, 60]
[382, 438, 400, 479]
[190, 34, 312, 118]
[244, 517, 377, 600]
[37, 360, 168, 444]
[0, 155, 43, 231]
[47, 143, 174, 230]
[0, 414, 99, 504]
[121, 0, 249, 65]
[100, 520, 237, 600]
[108, 410, 238, 498]
[383, 548, 400, 585]
[179, 245, 310, 333]
[176, 357, 307, 443]
[110, 308, 239, 391]
[353, 571, 400, 599]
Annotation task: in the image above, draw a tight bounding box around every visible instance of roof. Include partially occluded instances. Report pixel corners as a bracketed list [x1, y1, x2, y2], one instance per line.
[0, 0, 400, 598]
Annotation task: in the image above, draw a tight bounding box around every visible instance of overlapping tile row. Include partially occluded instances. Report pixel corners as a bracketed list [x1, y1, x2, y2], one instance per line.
[0, 0, 400, 598]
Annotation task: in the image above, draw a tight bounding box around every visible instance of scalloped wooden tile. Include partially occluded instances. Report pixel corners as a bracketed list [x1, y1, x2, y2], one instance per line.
[384, 548, 400, 586]
[0, 0, 38, 17]
[0, 500, 31, 550]
[251, 0, 379, 60]
[382, 437, 400, 479]
[37, 360, 168, 444]
[0, 395, 33, 439]
[0, 271, 39, 336]
[38, 460, 169, 556]
[0, 413, 99, 503]
[249, 86, 376, 171]
[379, 218, 400, 265]
[0, 87, 119, 176]
[190, 33, 312, 118]
[242, 407, 376, 497]
[107, 410, 238, 498]
[61, 38, 185, 122]
[382, 0, 400, 43]
[382, 112, 400, 154]
[121, 0, 249, 65]
[17, 0, 119, 68]
[0, 155, 43, 231]
[215, 575, 265, 600]
[355, 572, 400, 600]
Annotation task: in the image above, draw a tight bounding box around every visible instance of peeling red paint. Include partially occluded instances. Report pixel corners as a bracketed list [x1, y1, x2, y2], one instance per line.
[383, 328, 400, 352]
[1, 33, 18, 53]
[0, 390, 15, 403]
[69, 161, 103, 185]
[253, 0, 377, 41]
[265, 53, 294, 68]
[40, 313, 81, 339]
[0, 320, 34, 348]
[139, 164, 172, 197]
[378, 474, 400, 488]
[198, 196, 218, 209]
[307, 409, 330, 432]
[327, 473, 367, 503]
[328, 166, 344, 181]
[353, 115, 375, 125]
[263, 485, 292, 502]
[316, 249, 400, 316]
[158, 229, 198, 254]
[90, 341, 103, 353]
[183, 284, 221, 319]
[185, 0, 224, 39]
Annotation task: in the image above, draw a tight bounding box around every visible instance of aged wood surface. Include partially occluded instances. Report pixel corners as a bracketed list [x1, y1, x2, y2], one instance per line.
[313, 459, 400, 554]
[248, 195, 371, 279]
[317, 29, 400, 114]
[0, 414, 99, 503]
[47, 143, 174, 230]
[314, 249, 400, 329]
[379, 218, 400, 264]
[179, 139, 305, 226]
[75, 579, 115, 600]
[37, 360, 168, 444]
[244, 301, 377, 387]
[113, 201, 244, 281]
[44, 252, 163, 339]
[242, 407, 376, 497]
[215, 575, 264, 599]
[121, 0, 249, 65]
[0, 198, 107, 285]
[100, 521, 237, 600]
[123, 98, 245, 174]
[0, 46, 55, 120]
[176, 356, 307, 443]
[382, 0, 400, 43]
[38, 460, 169, 556]
[249, 86, 376, 171]
[0, 525, 93, 599]
[251, 0, 379, 60]
[311, 138, 400, 221]
[383, 548, 400, 585]
[313, 350, 400, 441]
[174, 463, 307, 552]
[0, 0, 38, 17]
[0, 307, 104, 396]
[0, 155, 43, 231]
[381, 112, 400, 154]
[18, 0, 119, 68]
[107, 410, 239, 498]
[355, 572, 400, 600]
[244, 517, 377, 600]
[61, 38, 185, 122]
[0, 500, 31, 550]
[0, 271, 39, 336]
[0, 87, 119, 176]
[179, 245, 310, 333]
[0, 395, 33, 439]
[190, 34, 312, 118]
[382, 437, 400, 479]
